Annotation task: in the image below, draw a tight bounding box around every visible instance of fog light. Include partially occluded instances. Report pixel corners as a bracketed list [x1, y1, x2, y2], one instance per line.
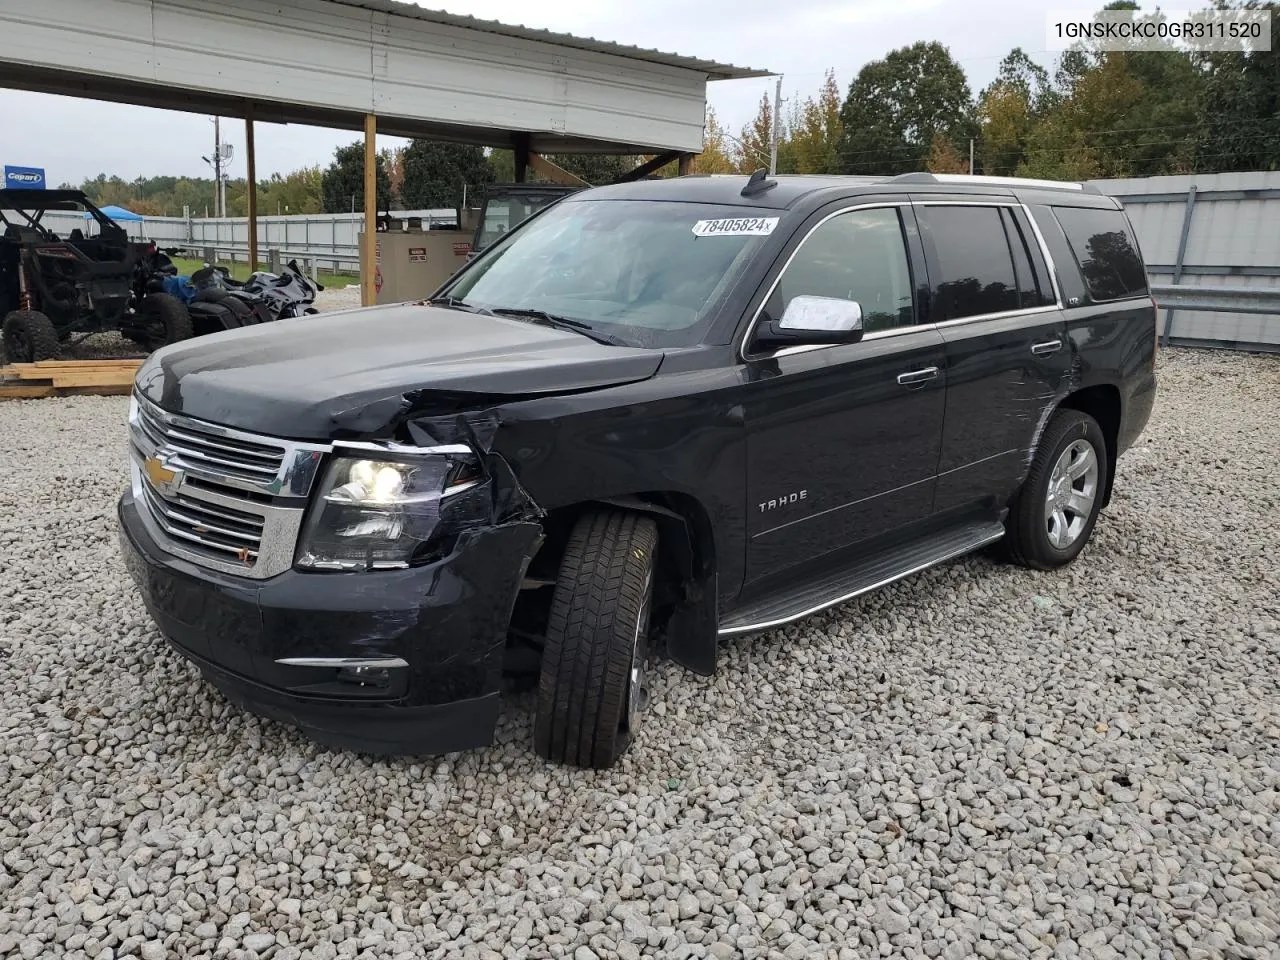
[337, 664, 391, 688]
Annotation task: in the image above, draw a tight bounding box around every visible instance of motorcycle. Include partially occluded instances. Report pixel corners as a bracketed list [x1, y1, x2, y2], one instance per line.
[133, 248, 273, 339]
[235, 260, 323, 320]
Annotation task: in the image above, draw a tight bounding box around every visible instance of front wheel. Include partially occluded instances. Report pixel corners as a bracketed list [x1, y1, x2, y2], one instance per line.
[138, 293, 194, 350]
[1006, 408, 1108, 570]
[534, 511, 658, 769]
[2, 310, 60, 362]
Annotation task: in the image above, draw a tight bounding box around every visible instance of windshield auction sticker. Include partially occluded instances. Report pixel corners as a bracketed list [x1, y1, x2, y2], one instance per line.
[692, 217, 780, 237]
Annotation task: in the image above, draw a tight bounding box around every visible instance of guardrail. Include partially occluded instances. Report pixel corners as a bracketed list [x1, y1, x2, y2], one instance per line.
[166, 242, 357, 276]
[1150, 283, 1280, 316]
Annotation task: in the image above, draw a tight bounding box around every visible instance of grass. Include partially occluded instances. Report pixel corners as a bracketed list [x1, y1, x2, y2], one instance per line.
[169, 257, 361, 288]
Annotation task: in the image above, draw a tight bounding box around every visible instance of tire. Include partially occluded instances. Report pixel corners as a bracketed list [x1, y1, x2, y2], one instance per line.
[1006, 409, 1109, 570]
[534, 511, 658, 768]
[138, 293, 194, 350]
[2, 310, 60, 362]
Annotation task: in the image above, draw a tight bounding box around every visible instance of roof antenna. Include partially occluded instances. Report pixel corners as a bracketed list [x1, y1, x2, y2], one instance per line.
[740, 168, 777, 197]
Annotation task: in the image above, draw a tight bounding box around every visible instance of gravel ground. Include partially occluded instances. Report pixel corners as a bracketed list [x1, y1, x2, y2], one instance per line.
[1, 348, 1278, 960]
[314, 284, 363, 312]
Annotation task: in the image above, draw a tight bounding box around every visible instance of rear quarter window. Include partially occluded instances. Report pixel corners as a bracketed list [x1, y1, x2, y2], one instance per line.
[1052, 206, 1148, 302]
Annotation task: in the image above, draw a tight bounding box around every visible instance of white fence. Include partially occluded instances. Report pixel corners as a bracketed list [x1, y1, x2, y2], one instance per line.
[39, 208, 456, 272]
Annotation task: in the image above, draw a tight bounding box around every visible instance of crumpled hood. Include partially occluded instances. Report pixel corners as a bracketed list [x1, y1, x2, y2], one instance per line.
[134, 303, 664, 439]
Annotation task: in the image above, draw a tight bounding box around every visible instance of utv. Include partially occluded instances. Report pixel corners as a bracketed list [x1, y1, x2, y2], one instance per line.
[0, 190, 191, 362]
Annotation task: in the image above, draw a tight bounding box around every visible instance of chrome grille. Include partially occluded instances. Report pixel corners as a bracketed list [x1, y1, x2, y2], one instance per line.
[133, 398, 286, 484]
[128, 393, 330, 579]
[139, 481, 264, 564]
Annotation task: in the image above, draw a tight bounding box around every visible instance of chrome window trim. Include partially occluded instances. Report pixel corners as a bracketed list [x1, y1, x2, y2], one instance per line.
[740, 196, 1071, 363]
[933, 304, 1060, 330]
[910, 198, 1064, 310]
[910, 199, 1022, 206]
[1019, 202, 1065, 307]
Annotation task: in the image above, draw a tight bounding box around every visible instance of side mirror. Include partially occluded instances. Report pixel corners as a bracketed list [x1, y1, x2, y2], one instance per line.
[755, 295, 864, 349]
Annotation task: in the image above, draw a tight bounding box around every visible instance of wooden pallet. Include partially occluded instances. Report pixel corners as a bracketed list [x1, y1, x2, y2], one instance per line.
[0, 359, 143, 399]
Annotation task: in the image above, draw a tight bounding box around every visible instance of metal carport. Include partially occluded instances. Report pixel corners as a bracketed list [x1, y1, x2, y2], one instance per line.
[0, 0, 767, 303]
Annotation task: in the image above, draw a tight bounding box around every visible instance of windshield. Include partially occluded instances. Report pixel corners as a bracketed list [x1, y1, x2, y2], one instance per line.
[446, 198, 777, 348]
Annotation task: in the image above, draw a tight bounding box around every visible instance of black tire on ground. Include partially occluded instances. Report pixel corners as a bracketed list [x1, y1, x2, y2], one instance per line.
[138, 293, 194, 350]
[534, 510, 658, 769]
[2, 310, 60, 362]
[1006, 408, 1109, 571]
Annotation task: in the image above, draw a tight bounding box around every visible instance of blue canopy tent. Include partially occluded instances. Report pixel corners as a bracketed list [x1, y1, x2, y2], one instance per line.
[89, 204, 145, 222]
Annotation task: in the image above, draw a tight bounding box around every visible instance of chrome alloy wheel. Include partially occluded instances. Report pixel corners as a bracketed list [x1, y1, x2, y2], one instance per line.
[1045, 438, 1100, 549]
[626, 575, 652, 732]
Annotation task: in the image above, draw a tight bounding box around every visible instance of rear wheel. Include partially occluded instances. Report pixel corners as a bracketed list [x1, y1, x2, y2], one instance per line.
[1006, 409, 1108, 570]
[138, 293, 194, 350]
[534, 511, 657, 769]
[2, 310, 60, 362]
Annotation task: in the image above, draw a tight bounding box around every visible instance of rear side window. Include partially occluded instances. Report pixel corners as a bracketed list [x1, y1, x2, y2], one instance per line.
[919, 206, 1020, 320]
[1052, 206, 1148, 302]
[1003, 208, 1057, 308]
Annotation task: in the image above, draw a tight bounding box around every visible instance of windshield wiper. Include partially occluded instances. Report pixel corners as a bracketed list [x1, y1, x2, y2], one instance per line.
[487, 307, 628, 346]
[426, 295, 493, 314]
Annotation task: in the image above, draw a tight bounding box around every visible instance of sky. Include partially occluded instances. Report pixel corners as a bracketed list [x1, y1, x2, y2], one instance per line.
[0, 0, 1069, 187]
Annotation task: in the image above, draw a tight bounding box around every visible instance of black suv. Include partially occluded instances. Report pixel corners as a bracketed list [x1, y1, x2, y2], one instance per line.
[119, 172, 1156, 768]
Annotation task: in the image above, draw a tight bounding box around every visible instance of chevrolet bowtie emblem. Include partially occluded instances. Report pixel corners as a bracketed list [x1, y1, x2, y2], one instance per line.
[143, 456, 183, 496]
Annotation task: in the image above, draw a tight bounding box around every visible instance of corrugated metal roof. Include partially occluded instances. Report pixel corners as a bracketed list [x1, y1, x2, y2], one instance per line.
[331, 0, 770, 80]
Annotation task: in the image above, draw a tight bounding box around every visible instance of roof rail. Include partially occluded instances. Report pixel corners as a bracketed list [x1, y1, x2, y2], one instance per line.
[889, 172, 1098, 194]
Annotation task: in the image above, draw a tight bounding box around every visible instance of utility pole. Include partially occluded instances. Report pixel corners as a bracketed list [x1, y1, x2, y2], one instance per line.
[202, 117, 234, 217]
[969, 138, 975, 175]
[215, 118, 223, 216]
[769, 75, 783, 175]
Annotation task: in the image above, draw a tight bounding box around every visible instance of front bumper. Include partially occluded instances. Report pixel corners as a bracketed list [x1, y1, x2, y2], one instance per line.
[118, 490, 541, 755]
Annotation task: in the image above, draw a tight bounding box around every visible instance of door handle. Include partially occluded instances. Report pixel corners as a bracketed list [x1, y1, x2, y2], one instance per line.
[896, 366, 940, 386]
[1031, 339, 1064, 356]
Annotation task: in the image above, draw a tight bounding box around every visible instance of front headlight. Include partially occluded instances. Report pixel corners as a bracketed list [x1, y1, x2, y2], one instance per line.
[296, 452, 486, 571]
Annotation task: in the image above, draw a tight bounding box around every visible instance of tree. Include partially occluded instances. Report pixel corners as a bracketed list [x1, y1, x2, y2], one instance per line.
[1193, 2, 1279, 172]
[321, 142, 391, 214]
[838, 42, 974, 175]
[995, 48, 1056, 115]
[487, 148, 515, 183]
[736, 94, 776, 173]
[977, 49, 1056, 175]
[538, 154, 637, 185]
[691, 108, 738, 174]
[381, 147, 405, 204]
[1015, 3, 1203, 180]
[926, 134, 969, 173]
[256, 167, 324, 216]
[789, 71, 844, 174]
[400, 140, 494, 213]
[1017, 55, 1144, 180]
[977, 82, 1033, 176]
